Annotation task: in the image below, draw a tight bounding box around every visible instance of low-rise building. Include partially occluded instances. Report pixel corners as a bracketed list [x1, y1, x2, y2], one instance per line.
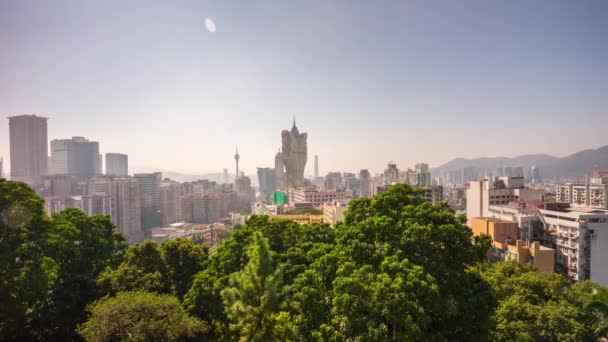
[471, 217, 554, 272]
[323, 201, 348, 225]
[289, 187, 353, 207]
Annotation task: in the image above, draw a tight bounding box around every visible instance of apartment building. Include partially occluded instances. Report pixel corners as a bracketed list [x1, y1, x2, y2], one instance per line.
[289, 187, 353, 207]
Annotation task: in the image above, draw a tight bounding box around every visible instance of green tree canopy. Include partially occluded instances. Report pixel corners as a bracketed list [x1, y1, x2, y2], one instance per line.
[77, 291, 207, 342]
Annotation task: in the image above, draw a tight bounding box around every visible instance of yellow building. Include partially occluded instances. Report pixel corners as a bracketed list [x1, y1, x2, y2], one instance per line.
[471, 217, 554, 273]
[270, 213, 324, 225]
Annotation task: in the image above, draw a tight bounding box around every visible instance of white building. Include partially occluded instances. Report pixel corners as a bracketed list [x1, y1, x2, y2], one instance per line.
[486, 203, 608, 286]
[323, 201, 349, 225]
[289, 187, 353, 207]
[466, 176, 544, 225]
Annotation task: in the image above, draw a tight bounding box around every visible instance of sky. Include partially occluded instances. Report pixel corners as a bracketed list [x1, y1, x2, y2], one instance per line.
[1, 0, 607, 176]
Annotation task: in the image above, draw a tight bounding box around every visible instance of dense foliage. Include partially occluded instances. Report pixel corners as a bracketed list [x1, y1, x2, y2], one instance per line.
[1, 179, 607, 341]
[77, 291, 206, 341]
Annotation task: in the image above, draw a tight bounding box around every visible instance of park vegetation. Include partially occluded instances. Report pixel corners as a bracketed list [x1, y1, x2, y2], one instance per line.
[1, 178, 606, 341]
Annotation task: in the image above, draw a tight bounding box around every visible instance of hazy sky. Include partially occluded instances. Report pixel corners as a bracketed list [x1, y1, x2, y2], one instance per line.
[1, 0, 607, 175]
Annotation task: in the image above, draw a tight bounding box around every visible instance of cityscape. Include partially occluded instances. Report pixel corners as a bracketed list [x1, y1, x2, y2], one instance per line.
[1, 1, 607, 341]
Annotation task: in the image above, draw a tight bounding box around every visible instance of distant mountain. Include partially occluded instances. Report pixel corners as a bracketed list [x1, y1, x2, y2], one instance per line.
[431, 145, 608, 180]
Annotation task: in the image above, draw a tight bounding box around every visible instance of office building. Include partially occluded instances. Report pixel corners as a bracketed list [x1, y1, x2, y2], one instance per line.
[8, 115, 48, 185]
[42, 174, 75, 198]
[281, 119, 307, 188]
[325, 172, 343, 190]
[314, 155, 319, 179]
[344, 173, 361, 198]
[134, 172, 162, 230]
[257, 167, 276, 197]
[106, 153, 128, 176]
[274, 149, 286, 190]
[0, 157, 3, 179]
[235, 175, 255, 213]
[470, 217, 554, 273]
[50, 136, 100, 181]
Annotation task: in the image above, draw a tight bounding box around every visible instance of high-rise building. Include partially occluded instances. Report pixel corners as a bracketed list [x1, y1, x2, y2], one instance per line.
[106, 153, 128, 176]
[257, 167, 276, 197]
[281, 119, 307, 188]
[111, 177, 143, 243]
[134, 172, 162, 230]
[325, 172, 343, 190]
[82, 193, 113, 216]
[383, 163, 399, 185]
[9, 115, 48, 185]
[274, 149, 286, 190]
[314, 155, 319, 179]
[160, 180, 184, 225]
[0, 157, 4, 179]
[344, 173, 361, 198]
[289, 187, 353, 207]
[235, 175, 255, 213]
[359, 169, 372, 197]
[50, 136, 100, 181]
[531, 166, 541, 184]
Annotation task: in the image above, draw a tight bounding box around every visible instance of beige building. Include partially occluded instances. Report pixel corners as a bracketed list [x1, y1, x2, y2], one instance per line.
[323, 201, 348, 225]
[289, 187, 353, 207]
[556, 183, 608, 209]
[471, 217, 554, 273]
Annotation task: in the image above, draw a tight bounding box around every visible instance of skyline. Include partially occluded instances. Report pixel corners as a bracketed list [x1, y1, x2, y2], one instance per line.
[1, 1, 607, 174]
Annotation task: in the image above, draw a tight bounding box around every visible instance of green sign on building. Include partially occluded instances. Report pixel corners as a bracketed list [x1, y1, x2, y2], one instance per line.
[273, 191, 287, 205]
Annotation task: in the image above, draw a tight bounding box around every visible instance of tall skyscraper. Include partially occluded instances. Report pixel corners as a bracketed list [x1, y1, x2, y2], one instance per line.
[257, 167, 276, 197]
[160, 180, 184, 225]
[314, 155, 319, 179]
[359, 169, 372, 197]
[106, 153, 128, 176]
[281, 119, 307, 188]
[274, 149, 286, 190]
[50, 136, 100, 181]
[134, 172, 162, 230]
[234, 146, 240, 179]
[112, 177, 143, 243]
[9, 115, 48, 185]
[0, 157, 4, 179]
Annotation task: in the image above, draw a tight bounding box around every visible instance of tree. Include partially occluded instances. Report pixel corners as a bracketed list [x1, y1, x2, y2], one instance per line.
[161, 238, 208, 299]
[221, 232, 292, 341]
[77, 291, 207, 341]
[477, 261, 601, 341]
[0, 179, 55, 340]
[97, 238, 207, 299]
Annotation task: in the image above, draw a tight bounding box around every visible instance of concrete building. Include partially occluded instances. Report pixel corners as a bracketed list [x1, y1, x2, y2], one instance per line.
[160, 180, 184, 226]
[289, 187, 353, 207]
[274, 149, 286, 190]
[422, 186, 444, 204]
[383, 163, 399, 185]
[0, 157, 3, 179]
[323, 201, 349, 225]
[9, 115, 48, 185]
[105, 153, 128, 176]
[314, 155, 319, 179]
[82, 193, 113, 216]
[359, 169, 372, 198]
[180, 192, 227, 224]
[556, 183, 608, 209]
[111, 177, 143, 243]
[134, 172, 162, 230]
[50, 136, 100, 181]
[471, 217, 554, 272]
[486, 202, 608, 286]
[466, 176, 544, 225]
[235, 175, 255, 213]
[257, 167, 276, 198]
[325, 172, 343, 190]
[281, 120, 307, 188]
[344, 173, 361, 198]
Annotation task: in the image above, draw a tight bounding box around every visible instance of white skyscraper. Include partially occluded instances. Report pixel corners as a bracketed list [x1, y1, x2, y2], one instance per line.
[106, 153, 129, 176]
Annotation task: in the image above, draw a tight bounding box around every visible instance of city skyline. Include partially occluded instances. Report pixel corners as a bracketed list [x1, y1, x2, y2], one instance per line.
[1, 1, 607, 174]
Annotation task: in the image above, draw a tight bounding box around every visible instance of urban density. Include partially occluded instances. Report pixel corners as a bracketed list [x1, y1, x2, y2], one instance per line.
[1, 1, 607, 341]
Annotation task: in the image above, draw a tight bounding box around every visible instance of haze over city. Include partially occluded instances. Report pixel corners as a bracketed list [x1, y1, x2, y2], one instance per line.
[1, 0, 607, 174]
